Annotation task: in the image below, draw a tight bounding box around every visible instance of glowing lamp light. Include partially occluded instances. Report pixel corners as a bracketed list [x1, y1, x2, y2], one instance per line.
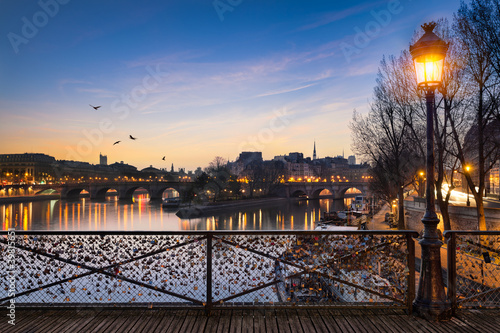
[409, 22, 448, 89]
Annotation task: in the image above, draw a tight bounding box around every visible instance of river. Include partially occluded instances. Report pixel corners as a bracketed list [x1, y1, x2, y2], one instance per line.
[0, 195, 355, 231]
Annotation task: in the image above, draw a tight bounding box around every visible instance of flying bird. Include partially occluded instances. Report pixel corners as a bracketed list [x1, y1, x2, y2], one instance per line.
[129, 135, 137, 140]
[89, 104, 101, 110]
[113, 141, 121, 145]
[162, 156, 165, 160]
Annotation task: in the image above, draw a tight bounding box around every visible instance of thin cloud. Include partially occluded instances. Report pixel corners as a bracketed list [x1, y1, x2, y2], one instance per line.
[297, 1, 384, 31]
[255, 83, 317, 98]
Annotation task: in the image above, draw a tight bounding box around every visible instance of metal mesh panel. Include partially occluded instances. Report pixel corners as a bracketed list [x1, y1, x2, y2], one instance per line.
[454, 234, 500, 308]
[1, 231, 414, 309]
[0, 234, 206, 307]
[211, 233, 410, 308]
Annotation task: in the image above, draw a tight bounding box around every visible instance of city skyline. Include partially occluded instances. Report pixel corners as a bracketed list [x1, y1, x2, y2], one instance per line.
[1, 0, 459, 170]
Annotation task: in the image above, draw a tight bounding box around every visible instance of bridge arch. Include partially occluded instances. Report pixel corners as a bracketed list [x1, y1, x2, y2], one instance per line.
[35, 188, 60, 195]
[290, 189, 308, 198]
[336, 186, 366, 201]
[149, 185, 181, 201]
[91, 187, 118, 201]
[63, 188, 87, 201]
[120, 186, 150, 202]
[310, 188, 334, 199]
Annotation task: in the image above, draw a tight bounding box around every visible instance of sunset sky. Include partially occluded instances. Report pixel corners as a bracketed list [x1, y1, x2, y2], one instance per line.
[0, 0, 459, 171]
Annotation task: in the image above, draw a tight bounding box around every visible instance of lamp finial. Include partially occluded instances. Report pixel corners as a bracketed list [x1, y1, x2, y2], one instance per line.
[421, 22, 437, 33]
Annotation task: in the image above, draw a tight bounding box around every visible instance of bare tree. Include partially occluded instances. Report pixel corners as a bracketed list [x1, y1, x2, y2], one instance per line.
[204, 156, 230, 202]
[351, 65, 422, 229]
[452, 4, 500, 230]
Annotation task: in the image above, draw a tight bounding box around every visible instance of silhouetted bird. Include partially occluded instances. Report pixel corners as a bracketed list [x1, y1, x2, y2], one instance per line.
[89, 104, 101, 110]
[129, 135, 137, 140]
[113, 141, 121, 145]
[162, 156, 165, 160]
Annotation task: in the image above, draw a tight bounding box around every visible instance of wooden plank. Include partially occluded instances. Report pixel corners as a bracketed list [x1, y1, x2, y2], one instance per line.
[4, 307, 500, 333]
[44, 309, 96, 333]
[435, 317, 479, 333]
[297, 309, 316, 333]
[341, 310, 370, 333]
[75, 309, 123, 332]
[44, 310, 89, 333]
[2, 309, 45, 333]
[275, 309, 292, 333]
[454, 310, 499, 333]
[20, 309, 74, 333]
[241, 309, 254, 333]
[216, 310, 232, 333]
[385, 312, 436, 333]
[6, 310, 61, 333]
[104, 309, 146, 333]
[129, 309, 161, 333]
[165, 310, 189, 333]
[285, 309, 304, 333]
[229, 309, 242, 333]
[177, 310, 198, 333]
[49, 309, 104, 333]
[326, 309, 356, 333]
[253, 310, 266, 333]
[204, 310, 221, 333]
[189, 310, 208, 333]
[316, 309, 343, 333]
[149, 309, 178, 333]
[264, 310, 279, 333]
[307, 309, 330, 333]
[362, 310, 401, 333]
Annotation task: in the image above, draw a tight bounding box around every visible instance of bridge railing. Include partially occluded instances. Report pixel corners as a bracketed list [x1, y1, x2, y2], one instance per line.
[445, 231, 500, 313]
[0, 230, 417, 311]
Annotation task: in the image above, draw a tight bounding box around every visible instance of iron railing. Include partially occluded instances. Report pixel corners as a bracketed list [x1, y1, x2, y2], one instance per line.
[0, 230, 417, 312]
[445, 231, 500, 313]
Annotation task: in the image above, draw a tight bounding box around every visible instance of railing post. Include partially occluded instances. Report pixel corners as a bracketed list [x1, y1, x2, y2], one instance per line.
[206, 232, 213, 315]
[407, 233, 416, 315]
[446, 232, 457, 315]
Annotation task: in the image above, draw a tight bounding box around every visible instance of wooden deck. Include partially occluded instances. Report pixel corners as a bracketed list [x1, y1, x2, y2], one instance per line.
[2, 308, 500, 333]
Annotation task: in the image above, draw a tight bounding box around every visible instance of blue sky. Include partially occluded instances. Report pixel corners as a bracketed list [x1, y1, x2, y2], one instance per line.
[0, 0, 460, 170]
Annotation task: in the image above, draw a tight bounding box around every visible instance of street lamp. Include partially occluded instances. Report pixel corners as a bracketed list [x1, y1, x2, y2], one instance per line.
[419, 171, 425, 197]
[465, 165, 471, 206]
[410, 22, 451, 320]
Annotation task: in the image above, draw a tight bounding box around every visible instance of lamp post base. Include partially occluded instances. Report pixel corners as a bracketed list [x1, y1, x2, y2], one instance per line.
[413, 299, 452, 321]
[413, 217, 452, 321]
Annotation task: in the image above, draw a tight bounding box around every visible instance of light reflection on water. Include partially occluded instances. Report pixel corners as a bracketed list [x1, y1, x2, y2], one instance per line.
[1, 195, 354, 231]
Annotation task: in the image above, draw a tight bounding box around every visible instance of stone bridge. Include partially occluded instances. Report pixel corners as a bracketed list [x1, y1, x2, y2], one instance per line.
[275, 181, 370, 199]
[32, 181, 192, 201]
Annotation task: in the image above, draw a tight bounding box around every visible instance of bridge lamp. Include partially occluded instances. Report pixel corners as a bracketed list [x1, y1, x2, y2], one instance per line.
[410, 22, 450, 320]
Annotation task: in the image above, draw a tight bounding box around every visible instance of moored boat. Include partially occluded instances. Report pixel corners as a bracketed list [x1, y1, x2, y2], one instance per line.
[162, 197, 181, 208]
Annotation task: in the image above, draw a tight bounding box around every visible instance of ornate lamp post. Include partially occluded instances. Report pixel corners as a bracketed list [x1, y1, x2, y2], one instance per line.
[410, 22, 451, 320]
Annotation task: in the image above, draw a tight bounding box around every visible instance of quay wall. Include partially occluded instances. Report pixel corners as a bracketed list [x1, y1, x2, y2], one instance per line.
[404, 199, 500, 232]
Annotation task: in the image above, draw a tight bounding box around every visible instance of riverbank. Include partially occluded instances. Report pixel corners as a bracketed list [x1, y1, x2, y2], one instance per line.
[176, 197, 288, 218]
[0, 194, 61, 204]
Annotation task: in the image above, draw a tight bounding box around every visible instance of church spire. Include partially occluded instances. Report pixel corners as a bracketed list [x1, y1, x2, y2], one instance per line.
[313, 140, 317, 160]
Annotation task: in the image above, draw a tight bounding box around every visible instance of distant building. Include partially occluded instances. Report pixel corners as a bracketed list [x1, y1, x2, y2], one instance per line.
[313, 141, 317, 160]
[286, 152, 304, 163]
[109, 161, 138, 175]
[141, 165, 163, 178]
[0, 153, 57, 183]
[99, 153, 107, 165]
[238, 152, 263, 166]
[348, 155, 356, 165]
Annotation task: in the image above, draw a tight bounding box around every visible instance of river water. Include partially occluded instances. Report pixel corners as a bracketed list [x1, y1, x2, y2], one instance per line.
[0, 195, 355, 231]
